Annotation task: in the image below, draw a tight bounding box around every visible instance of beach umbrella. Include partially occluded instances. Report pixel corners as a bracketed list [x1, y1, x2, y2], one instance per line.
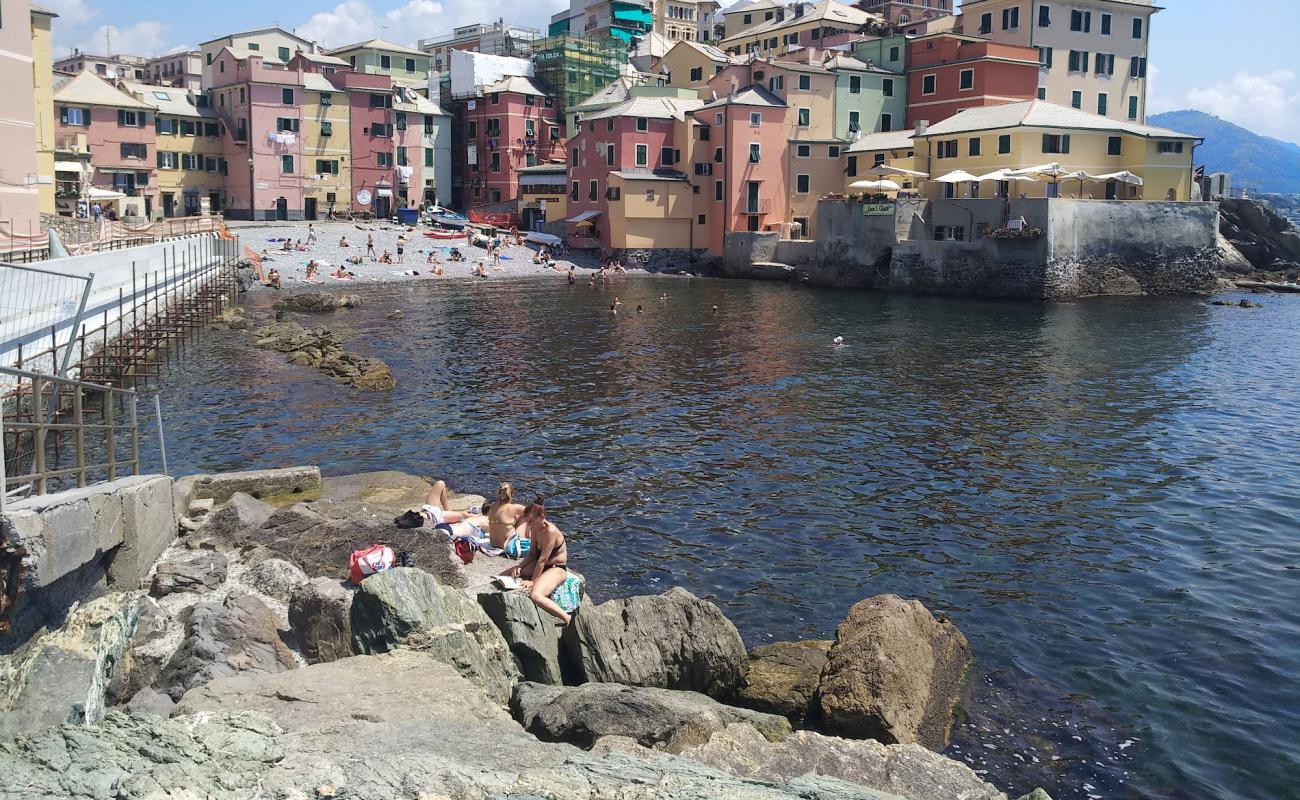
[1092, 170, 1144, 186]
[975, 168, 1038, 182]
[848, 179, 902, 191]
[864, 163, 930, 179]
[1008, 162, 1067, 178]
[1060, 170, 1094, 197]
[934, 170, 981, 183]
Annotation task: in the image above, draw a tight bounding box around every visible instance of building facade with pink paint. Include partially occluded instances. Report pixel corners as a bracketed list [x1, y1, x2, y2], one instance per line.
[0, 0, 42, 234]
[331, 70, 398, 217]
[53, 72, 158, 216]
[458, 75, 564, 209]
[565, 94, 701, 247]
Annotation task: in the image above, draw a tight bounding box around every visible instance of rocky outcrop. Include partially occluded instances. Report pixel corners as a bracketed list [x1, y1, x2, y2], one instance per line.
[272, 291, 361, 312]
[104, 596, 176, 710]
[254, 320, 395, 391]
[0, 593, 138, 739]
[245, 557, 308, 601]
[210, 306, 251, 330]
[1219, 198, 1300, 276]
[563, 587, 746, 697]
[350, 567, 519, 703]
[155, 591, 297, 700]
[149, 551, 228, 597]
[190, 468, 321, 505]
[682, 723, 1006, 800]
[478, 588, 563, 684]
[288, 577, 354, 664]
[737, 639, 832, 726]
[513, 681, 790, 753]
[208, 502, 467, 588]
[196, 490, 276, 538]
[817, 595, 970, 750]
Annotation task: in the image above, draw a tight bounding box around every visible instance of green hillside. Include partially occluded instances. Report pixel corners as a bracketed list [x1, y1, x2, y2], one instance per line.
[1149, 109, 1300, 194]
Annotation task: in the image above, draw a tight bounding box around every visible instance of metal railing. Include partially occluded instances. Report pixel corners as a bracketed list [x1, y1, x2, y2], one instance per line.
[0, 364, 146, 509]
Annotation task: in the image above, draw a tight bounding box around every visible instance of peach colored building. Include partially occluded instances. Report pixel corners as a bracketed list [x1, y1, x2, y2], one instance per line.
[0, 0, 42, 234]
[905, 32, 1040, 126]
[458, 75, 565, 209]
[54, 72, 158, 217]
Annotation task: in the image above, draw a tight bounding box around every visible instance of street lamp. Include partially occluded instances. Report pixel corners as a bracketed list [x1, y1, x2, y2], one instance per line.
[247, 156, 255, 222]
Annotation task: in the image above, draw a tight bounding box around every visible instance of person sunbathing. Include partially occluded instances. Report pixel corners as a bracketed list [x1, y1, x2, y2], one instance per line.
[295, 240, 308, 252]
[281, 239, 293, 252]
[379, 250, 394, 264]
[330, 265, 354, 280]
[472, 262, 488, 277]
[487, 482, 527, 551]
[339, 236, 350, 247]
[394, 479, 493, 542]
[304, 261, 321, 282]
[501, 499, 571, 624]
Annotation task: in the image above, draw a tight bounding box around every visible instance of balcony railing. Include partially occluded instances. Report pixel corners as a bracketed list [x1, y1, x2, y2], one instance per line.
[744, 199, 773, 214]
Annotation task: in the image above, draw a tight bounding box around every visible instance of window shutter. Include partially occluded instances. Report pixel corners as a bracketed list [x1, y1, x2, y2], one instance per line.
[1062, 135, 1071, 154]
[1042, 133, 1051, 152]
[118, 109, 125, 126]
[60, 107, 68, 125]
[1081, 52, 1089, 72]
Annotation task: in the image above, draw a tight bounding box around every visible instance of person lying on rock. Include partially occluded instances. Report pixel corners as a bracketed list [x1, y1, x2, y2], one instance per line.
[487, 482, 528, 551]
[395, 479, 484, 529]
[501, 498, 571, 625]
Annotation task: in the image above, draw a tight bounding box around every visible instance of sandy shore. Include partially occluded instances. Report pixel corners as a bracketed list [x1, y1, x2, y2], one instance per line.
[228, 220, 611, 288]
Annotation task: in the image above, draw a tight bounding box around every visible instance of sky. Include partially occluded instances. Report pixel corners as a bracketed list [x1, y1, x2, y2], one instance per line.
[36, 0, 1300, 144]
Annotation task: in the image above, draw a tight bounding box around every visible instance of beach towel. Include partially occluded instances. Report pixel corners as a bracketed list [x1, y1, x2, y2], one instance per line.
[551, 571, 584, 614]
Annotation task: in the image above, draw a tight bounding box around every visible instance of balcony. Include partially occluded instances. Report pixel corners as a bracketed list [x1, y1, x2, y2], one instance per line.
[743, 199, 773, 215]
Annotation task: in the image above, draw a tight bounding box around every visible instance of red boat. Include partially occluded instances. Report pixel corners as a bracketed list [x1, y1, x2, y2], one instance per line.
[424, 229, 466, 240]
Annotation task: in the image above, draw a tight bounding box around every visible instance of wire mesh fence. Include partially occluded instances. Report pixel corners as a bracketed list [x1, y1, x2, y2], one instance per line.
[0, 264, 91, 380]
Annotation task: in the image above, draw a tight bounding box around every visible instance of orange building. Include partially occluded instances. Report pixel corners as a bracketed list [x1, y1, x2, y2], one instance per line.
[905, 32, 1039, 126]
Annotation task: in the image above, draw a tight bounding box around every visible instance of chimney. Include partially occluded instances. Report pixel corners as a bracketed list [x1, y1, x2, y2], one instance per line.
[914, 120, 929, 137]
[311, 41, 319, 54]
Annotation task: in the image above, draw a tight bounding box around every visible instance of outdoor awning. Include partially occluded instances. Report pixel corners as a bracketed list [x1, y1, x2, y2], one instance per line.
[848, 179, 901, 191]
[567, 211, 601, 223]
[864, 164, 928, 179]
[1093, 170, 1144, 186]
[54, 161, 85, 173]
[86, 187, 126, 200]
[376, 188, 393, 198]
[976, 169, 1038, 182]
[934, 170, 981, 183]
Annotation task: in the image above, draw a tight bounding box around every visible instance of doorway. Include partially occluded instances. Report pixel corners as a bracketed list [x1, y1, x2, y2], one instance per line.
[305, 197, 317, 220]
[275, 197, 288, 220]
[375, 196, 391, 218]
[162, 193, 175, 218]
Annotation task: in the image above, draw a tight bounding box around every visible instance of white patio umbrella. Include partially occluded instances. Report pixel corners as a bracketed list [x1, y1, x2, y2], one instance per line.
[1059, 170, 1094, 197]
[864, 163, 930, 179]
[975, 168, 1039, 182]
[1008, 162, 1067, 178]
[934, 170, 981, 183]
[1092, 170, 1144, 185]
[848, 179, 902, 191]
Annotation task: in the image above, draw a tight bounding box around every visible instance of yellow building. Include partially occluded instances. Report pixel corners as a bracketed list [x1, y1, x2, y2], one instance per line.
[302, 73, 351, 220]
[958, 0, 1158, 123]
[328, 39, 432, 86]
[843, 128, 919, 193]
[914, 100, 1199, 201]
[32, 6, 57, 214]
[720, 0, 876, 58]
[125, 83, 225, 217]
[658, 40, 734, 92]
[607, 170, 702, 248]
[517, 164, 568, 229]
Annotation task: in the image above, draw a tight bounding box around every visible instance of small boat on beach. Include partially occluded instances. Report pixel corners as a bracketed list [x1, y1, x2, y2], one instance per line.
[426, 206, 468, 230]
[424, 229, 466, 240]
[525, 231, 562, 247]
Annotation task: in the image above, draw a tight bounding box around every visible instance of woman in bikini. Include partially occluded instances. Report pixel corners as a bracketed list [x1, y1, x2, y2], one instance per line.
[487, 482, 527, 550]
[502, 499, 570, 624]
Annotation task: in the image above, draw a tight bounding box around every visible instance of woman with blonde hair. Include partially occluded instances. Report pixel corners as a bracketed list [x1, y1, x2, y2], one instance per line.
[488, 482, 527, 552]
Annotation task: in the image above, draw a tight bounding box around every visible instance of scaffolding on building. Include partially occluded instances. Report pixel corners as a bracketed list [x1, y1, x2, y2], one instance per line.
[531, 34, 630, 125]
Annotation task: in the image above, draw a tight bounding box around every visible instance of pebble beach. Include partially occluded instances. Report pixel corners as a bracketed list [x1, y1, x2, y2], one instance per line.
[228, 220, 607, 287]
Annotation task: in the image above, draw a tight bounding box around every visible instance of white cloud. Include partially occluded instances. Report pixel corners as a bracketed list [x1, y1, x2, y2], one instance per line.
[1174, 70, 1300, 143]
[296, 0, 567, 48]
[38, 0, 98, 26]
[68, 21, 181, 60]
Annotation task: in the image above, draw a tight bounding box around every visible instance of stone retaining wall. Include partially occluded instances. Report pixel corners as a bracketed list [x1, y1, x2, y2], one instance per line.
[615, 248, 719, 275]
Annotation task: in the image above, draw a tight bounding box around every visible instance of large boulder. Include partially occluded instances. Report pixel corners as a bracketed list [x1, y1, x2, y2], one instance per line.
[512, 681, 790, 753]
[287, 577, 355, 664]
[478, 588, 563, 684]
[563, 587, 746, 697]
[199, 491, 275, 539]
[0, 592, 138, 739]
[350, 567, 518, 704]
[104, 596, 180, 708]
[190, 467, 321, 505]
[682, 723, 1006, 800]
[737, 639, 832, 726]
[816, 595, 970, 750]
[155, 591, 297, 700]
[272, 292, 361, 312]
[149, 551, 228, 597]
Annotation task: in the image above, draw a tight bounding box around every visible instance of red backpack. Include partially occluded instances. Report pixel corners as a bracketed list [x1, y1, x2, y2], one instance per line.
[349, 544, 397, 585]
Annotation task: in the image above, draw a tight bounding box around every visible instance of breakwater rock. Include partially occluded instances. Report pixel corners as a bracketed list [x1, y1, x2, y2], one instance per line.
[253, 320, 395, 390]
[1219, 198, 1300, 277]
[272, 291, 361, 312]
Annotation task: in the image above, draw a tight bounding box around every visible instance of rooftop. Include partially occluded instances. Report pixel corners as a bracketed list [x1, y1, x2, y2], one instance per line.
[920, 100, 1200, 139]
[329, 38, 428, 58]
[585, 94, 705, 121]
[120, 81, 214, 118]
[728, 0, 877, 40]
[54, 72, 153, 110]
[610, 169, 691, 181]
[846, 128, 914, 152]
[697, 84, 785, 109]
[483, 74, 551, 98]
[576, 75, 644, 110]
[200, 26, 310, 48]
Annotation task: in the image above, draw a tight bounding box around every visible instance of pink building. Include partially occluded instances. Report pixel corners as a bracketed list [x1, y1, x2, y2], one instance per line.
[566, 95, 701, 247]
[53, 72, 158, 215]
[329, 70, 397, 217]
[0, 0, 42, 234]
[694, 80, 788, 246]
[209, 47, 305, 220]
[458, 75, 564, 208]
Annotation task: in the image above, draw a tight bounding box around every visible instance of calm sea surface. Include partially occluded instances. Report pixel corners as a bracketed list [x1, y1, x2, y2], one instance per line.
[144, 276, 1300, 800]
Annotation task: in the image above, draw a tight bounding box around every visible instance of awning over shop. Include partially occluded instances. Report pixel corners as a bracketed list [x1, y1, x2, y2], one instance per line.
[86, 187, 126, 200]
[376, 188, 393, 198]
[55, 161, 86, 173]
[567, 210, 601, 224]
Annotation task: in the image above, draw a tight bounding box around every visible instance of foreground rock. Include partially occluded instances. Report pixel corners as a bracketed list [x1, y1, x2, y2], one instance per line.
[350, 567, 519, 703]
[254, 320, 395, 390]
[209, 501, 467, 588]
[189, 467, 321, 505]
[149, 551, 228, 597]
[738, 639, 833, 726]
[564, 587, 746, 697]
[478, 588, 563, 683]
[287, 577, 354, 663]
[104, 596, 176, 711]
[1, 651, 1035, 800]
[272, 291, 361, 312]
[0, 593, 137, 739]
[818, 595, 971, 750]
[155, 591, 297, 700]
[682, 723, 1007, 800]
[513, 681, 790, 753]
[245, 557, 308, 601]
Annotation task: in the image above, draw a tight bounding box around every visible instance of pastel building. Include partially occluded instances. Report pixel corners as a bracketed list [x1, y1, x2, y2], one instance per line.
[843, 127, 919, 192]
[208, 47, 306, 220]
[54, 72, 157, 217]
[334, 70, 399, 218]
[199, 27, 311, 90]
[0, 0, 42, 233]
[693, 85, 789, 244]
[297, 68, 351, 221]
[419, 22, 543, 74]
[460, 75, 564, 208]
[517, 163, 568, 229]
[719, 0, 786, 40]
[53, 51, 148, 82]
[905, 32, 1040, 126]
[146, 51, 203, 91]
[858, 0, 952, 26]
[915, 100, 1199, 201]
[32, 5, 57, 216]
[394, 88, 452, 207]
[658, 40, 734, 91]
[124, 82, 225, 217]
[329, 39, 433, 86]
[719, 0, 877, 58]
[958, 0, 1158, 122]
